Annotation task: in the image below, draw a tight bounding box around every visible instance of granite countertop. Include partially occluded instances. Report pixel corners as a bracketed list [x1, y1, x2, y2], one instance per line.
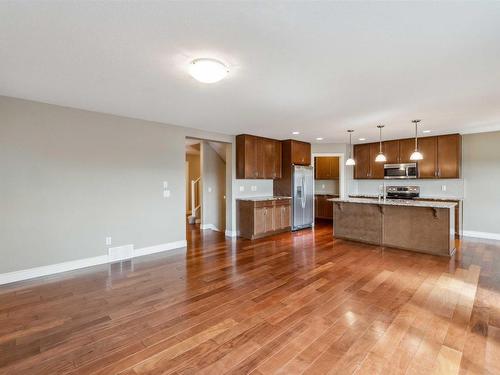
[237, 196, 292, 202]
[329, 197, 457, 209]
[349, 194, 463, 201]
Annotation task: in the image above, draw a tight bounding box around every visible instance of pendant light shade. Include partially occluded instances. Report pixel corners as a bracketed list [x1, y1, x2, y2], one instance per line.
[410, 119, 423, 161]
[345, 130, 356, 166]
[375, 125, 386, 162]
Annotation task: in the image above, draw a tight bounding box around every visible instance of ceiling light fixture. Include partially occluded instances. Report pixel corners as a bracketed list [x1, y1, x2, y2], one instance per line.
[410, 119, 424, 161]
[346, 130, 356, 166]
[316, 137, 324, 141]
[375, 125, 387, 162]
[292, 131, 300, 135]
[189, 58, 229, 83]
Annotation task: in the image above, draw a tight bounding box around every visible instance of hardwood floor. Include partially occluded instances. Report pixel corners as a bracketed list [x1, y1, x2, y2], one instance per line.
[1, 222, 500, 374]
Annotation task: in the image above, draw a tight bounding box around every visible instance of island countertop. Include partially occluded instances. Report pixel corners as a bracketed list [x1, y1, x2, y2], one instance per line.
[328, 197, 457, 209]
[236, 196, 291, 202]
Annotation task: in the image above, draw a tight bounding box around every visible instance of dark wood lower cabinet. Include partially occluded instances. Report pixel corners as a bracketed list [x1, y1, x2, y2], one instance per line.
[238, 199, 291, 240]
[315, 194, 335, 219]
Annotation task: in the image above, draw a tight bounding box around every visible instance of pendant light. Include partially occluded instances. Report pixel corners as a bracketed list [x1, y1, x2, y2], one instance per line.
[375, 125, 387, 162]
[345, 130, 356, 166]
[410, 119, 424, 161]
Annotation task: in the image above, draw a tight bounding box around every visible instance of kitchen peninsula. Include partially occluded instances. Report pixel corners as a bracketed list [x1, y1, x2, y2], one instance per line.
[329, 197, 456, 256]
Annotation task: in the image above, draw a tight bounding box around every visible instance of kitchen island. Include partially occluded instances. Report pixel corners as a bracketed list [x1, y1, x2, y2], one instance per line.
[329, 198, 456, 256]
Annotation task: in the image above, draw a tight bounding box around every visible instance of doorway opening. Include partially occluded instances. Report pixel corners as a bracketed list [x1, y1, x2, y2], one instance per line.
[312, 154, 344, 226]
[185, 138, 227, 234]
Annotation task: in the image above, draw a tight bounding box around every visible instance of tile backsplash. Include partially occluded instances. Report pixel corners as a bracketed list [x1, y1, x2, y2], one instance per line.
[353, 179, 465, 199]
[314, 180, 339, 195]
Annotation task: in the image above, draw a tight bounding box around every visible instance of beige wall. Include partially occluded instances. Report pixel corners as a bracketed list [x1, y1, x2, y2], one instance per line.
[0, 96, 232, 274]
[462, 131, 500, 236]
[201, 141, 226, 231]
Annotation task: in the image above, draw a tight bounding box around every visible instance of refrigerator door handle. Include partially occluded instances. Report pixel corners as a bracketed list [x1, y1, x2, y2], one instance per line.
[302, 176, 306, 208]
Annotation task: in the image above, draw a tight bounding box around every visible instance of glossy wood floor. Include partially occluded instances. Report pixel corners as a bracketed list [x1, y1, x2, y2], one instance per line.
[1, 221, 500, 375]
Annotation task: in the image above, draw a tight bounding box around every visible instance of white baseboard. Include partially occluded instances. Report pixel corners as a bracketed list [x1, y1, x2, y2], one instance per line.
[200, 224, 221, 232]
[225, 229, 238, 238]
[462, 230, 500, 241]
[0, 240, 187, 286]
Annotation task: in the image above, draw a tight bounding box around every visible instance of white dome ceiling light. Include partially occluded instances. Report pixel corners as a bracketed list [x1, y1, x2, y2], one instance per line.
[410, 119, 424, 161]
[189, 58, 229, 83]
[345, 130, 356, 166]
[375, 125, 387, 163]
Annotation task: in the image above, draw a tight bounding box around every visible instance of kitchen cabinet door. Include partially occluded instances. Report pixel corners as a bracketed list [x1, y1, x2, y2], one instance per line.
[418, 136, 438, 178]
[370, 143, 385, 179]
[263, 139, 282, 179]
[330, 157, 339, 179]
[254, 207, 266, 235]
[354, 144, 371, 179]
[291, 141, 311, 165]
[399, 138, 415, 164]
[315, 157, 331, 179]
[437, 134, 461, 178]
[273, 205, 283, 230]
[254, 137, 264, 179]
[264, 206, 274, 232]
[281, 204, 291, 228]
[384, 140, 400, 164]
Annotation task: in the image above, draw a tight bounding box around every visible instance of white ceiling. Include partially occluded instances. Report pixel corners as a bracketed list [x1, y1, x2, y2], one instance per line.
[1, 2, 500, 143]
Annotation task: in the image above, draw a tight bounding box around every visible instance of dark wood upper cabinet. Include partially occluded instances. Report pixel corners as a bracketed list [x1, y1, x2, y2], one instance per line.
[383, 140, 400, 164]
[284, 140, 311, 166]
[370, 143, 385, 179]
[399, 138, 415, 164]
[437, 134, 461, 178]
[236, 134, 282, 179]
[354, 143, 371, 179]
[417, 136, 437, 178]
[263, 138, 282, 179]
[315, 157, 339, 179]
[353, 134, 461, 179]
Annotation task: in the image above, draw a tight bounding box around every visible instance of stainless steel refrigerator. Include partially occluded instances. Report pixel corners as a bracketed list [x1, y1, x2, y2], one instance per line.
[291, 165, 314, 230]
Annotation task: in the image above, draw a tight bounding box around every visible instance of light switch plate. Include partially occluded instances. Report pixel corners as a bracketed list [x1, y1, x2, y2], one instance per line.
[441, 185, 447, 192]
[239, 186, 245, 192]
[105, 237, 112, 246]
[164, 190, 171, 198]
[251, 185, 257, 192]
[208, 187, 212, 193]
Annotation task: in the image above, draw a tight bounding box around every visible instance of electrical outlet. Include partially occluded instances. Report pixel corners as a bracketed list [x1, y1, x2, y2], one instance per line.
[322, 184, 325, 189]
[441, 185, 447, 192]
[163, 189, 171, 198]
[208, 187, 212, 193]
[106, 237, 112, 246]
[251, 185, 257, 192]
[239, 186, 244, 192]
[163, 181, 168, 189]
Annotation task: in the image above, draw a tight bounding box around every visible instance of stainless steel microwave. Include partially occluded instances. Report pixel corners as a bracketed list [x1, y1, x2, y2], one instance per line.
[384, 163, 418, 179]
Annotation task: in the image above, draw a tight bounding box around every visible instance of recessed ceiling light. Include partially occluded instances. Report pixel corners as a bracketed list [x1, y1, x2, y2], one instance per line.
[316, 137, 324, 141]
[359, 138, 366, 141]
[423, 130, 432, 133]
[189, 58, 229, 83]
[292, 131, 300, 135]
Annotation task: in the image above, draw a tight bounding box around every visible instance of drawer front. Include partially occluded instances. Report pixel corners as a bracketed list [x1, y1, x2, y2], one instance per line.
[254, 200, 275, 208]
[274, 199, 291, 206]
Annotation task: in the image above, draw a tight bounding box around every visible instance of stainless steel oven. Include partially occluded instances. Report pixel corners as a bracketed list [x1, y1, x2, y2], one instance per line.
[384, 163, 417, 179]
